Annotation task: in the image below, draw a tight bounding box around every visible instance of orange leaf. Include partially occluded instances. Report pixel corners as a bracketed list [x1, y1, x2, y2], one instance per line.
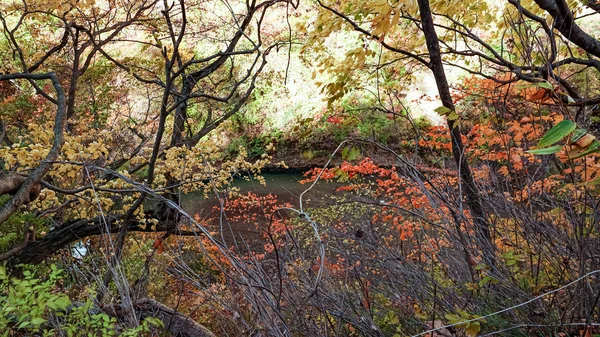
[526, 88, 550, 102]
[152, 239, 164, 254]
[575, 134, 596, 148]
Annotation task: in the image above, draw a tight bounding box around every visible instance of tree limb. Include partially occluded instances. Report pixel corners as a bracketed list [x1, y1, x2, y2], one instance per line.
[0, 73, 66, 225]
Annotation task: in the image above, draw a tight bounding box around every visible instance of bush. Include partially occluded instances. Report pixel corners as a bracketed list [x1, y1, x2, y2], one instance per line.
[0, 264, 162, 337]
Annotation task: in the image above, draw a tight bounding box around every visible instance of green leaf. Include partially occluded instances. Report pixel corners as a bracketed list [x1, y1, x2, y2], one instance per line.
[144, 317, 165, 328]
[348, 147, 360, 161]
[18, 321, 31, 329]
[479, 275, 498, 287]
[568, 140, 600, 159]
[444, 313, 461, 324]
[31, 317, 47, 326]
[302, 149, 315, 160]
[342, 146, 360, 161]
[465, 321, 481, 336]
[536, 81, 553, 90]
[52, 296, 71, 311]
[584, 177, 600, 186]
[526, 145, 563, 155]
[385, 311, 399, 325]
[447, 111, 460, 121]
[536, 120, 576, 148]
[341, 146, 349, 159]
[570, 128, 587, 143]
[434, 106, 452, 116]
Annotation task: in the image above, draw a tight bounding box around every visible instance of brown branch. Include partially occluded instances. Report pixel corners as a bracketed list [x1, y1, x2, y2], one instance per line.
[0, 171, 41, 203]
[532, 0, 600, 58]
[587, 0, 600, 13]
[3, 213, 201, 265]
[0, 73, 66, 225]
[315, 0, 430, 67]
[105, 298, 216, 337]
[0, 227, 35, 261]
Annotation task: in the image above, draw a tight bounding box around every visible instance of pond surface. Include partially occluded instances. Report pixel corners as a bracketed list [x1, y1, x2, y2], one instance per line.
[178, 172, 342, 247]
[180, 172, 340, 219]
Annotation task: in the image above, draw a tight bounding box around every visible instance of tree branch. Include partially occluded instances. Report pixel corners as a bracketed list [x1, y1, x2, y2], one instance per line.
[0, 72, 66, 225]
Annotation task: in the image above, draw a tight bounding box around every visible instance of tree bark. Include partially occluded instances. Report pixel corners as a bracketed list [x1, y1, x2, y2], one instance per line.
[0, 172, 41, 203]
[587, 0, 600, 13]
[416, 0, 495, 264]
[533, 0, 600, 58]
[2, 213, 193, 265]
[0, 73, 67, 225]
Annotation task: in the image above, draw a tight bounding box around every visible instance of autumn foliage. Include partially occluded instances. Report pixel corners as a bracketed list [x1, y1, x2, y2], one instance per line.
[1, 0, 600, 336]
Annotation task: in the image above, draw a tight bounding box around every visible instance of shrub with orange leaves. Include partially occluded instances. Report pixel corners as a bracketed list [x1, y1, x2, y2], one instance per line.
[302, 158, 454, 260]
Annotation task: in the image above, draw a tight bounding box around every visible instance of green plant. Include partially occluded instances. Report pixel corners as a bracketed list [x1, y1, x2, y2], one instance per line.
[0, 264, 163, 336]
[226, 137, 249, 157]
[0, 264, 71, 335]
[0, 195, 49, 253]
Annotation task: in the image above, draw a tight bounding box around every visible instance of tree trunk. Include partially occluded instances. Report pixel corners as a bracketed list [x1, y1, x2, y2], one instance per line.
[416, 0, 495, 265]
[2, 214, 185, 265]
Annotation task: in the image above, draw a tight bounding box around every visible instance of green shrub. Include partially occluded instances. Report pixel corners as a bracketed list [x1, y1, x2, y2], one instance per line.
[0, 264, 162, 336]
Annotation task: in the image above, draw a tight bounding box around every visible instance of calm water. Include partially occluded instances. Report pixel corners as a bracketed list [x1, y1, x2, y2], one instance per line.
[177, 173, 340, 247]
[180, 172, 341, 218]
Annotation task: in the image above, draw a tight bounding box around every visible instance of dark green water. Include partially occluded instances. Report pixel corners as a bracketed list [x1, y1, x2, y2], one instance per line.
[178, 173, 341, 246]
[180, 172, 340, 218]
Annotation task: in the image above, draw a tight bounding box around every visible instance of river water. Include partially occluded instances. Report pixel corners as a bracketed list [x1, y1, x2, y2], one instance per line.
[180, 172, 341, 215]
